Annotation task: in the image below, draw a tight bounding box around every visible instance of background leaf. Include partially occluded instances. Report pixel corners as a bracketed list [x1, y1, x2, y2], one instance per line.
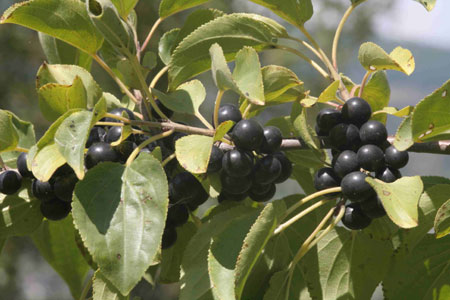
[175, 135, 213, 174]
[413, 0, 436, 11]
[159, 0, 210, 18]
[0, 110, 19, 152]
[359, 71, 390, 124]
[159, 28, 181, 65]
[393, 115, 414, 151]
[93, 270, 126, 300]
[435, 199, 450, 239]
[110, 0, 139, 19]
[248, 0, 314, 28]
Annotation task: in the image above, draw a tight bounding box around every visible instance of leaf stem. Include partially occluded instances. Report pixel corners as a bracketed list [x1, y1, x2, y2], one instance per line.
[141, 17, 163, 54]
[0, 156, 7, 171]
[149, 66, 169, 89]
[358, 71, 372, 98]
[242, 103, 253, 119]
[213, 90, 225, 128]
[126, 130, 174, 166]
[195, 112, 214, 130]
[91, 54, 140, 105]
[283, 187, 341, 219]
[14, 147, 29, 153]
[162, 153, 176, 167]
[285, 36, 326, 66]
[79, 275, 93, 300]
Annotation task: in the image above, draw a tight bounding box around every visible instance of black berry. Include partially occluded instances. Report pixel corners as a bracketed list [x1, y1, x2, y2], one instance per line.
[360, 196, 386, 219]
[161, 226, 177, 249]
[232, 119, 264, 151]
[249, 183, 276, 202]
[357, 145, 385, 172]
[86, 127, 106, 148]
[32, 179, 54, 201]
[341, 97, 372, 127]
[316, 108, 343, 134]
[0, 170, 22, 195]
[166, 204, 189, 227]
[260, 126, 282, 153]
[333, 150, 359, 178]
[185, 188, 209, 211]
[221, 173, 252, 195]
[342, 202, 372, 230]
[207, 146, 224, 173]
[218, 191, 247, 203]
[341, 171, 375, 202]
[329, 123, 361, 151]
[385, 146, 409, 169]
[314, 168, 340, 191]
[376, 167, 401, 183]
[222, 149, 254, 177]
[17, 152, 33, 178]
[85, 142, 120, 169]
[53, 174, 78, 202]
[169, 172, 204, 204]
[217, 104, 242, 126]
[115, 141, 137, 163]
[252, 155, 282, 184]
[359, 120, 387, 146]
[40, 198, 71, 221]
[273, 152, 293, 183]
[103, 108, 136, 123]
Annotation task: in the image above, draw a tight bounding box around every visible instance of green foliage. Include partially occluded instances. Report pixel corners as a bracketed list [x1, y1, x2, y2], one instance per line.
[248, 0, 313, 28]
[435, 199, 450, 239]
[159, 0, 210, 19]
[175, 135, 214, 174]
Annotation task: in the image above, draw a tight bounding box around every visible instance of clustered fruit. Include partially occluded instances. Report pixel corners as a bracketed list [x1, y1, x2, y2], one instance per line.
[0, 103, 292, 250]
[313, 97, 409, 230]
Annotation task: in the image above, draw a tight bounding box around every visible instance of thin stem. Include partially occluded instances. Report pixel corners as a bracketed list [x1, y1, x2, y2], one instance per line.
[96, 121, 124, 127]
[162, 153, 176, 167]
[196, 113, 214, 130]
[0, 156, 7, 170]
[141, 18, 163, 54]
[79, 275, 93, 300]
[358, 71, 372, 98]
[149, 66, 169, 89]
[242, 103, 253, 119]
[14, 147, 28, 153]
[284, 187, 341, 218]
[285, 36, 325, 65]
[272, 45, 330, 79]
[274, 198, 332, 236]
[126, 130, 174, 166]
[213, 90, 225, 128]
[91, 54, 140, 105]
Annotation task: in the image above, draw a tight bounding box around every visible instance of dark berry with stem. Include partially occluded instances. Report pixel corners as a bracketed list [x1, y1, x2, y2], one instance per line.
[221, 173, 252, 195]
[217, 104, 242, 126]
[341, 171, 376, 202]
[103, 108, 136, 123]
[0, 170, 22, 195]
[53, 174, 78, 203]
[341, 97, 372, 127]
[273, 152, 293, 183]
[86, 127, 106, 148]
[360, 196, 386, 219]
[342, 202, 372, 230]
[232, 119, 264, 151]
[252, 155, 282, 184]
[376, 167, 401, 183]
[333, 150, 359, 178]
[357, 144, 385, 172]
[207, 146, 224, 173]
[161, 226, 177, 249]
[32, 179, 54, 201]
[40, 198, 71, 221]
[314, 168, 340, 191]
[249, 183, 276, 202]
[385, 146, 409, 169]
[218, 191, 248, 203]
[222, 149, 254, 177]
[17, 153, 33, 178]
[85, 142, 120, 169]
[166, 204, 189, 227]
[329, 123, 361, 151]
[316, 108, 343, 134]
[359, 120, 387, 146]
[260, 126, 282, 153]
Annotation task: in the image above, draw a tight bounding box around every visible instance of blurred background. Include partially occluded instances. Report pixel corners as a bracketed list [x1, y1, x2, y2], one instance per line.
[0, 0, 449, 299]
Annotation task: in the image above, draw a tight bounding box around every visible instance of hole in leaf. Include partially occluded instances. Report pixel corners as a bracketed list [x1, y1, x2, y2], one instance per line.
[442, 90, 448, 97]
[88, 0, 102, 16]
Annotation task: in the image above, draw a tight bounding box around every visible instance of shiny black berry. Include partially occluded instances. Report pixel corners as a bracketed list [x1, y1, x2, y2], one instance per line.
[53, 174, 78, 202]
[115, 141, 137, 163]
[357, 145, 385, 172]
[169, 172, 203, 204]
[221, 173, 252, 195]
[17, 153, 33, 178]
[316, 108, 343, 134]
[232, 119, 264, 151]
[222, 149, 254, 177]
[359, 120, 387, 146]
[32, 179, 54, 201]
[385, 146, 409, 169]
[217, 104, 242, 126]
[314, 168, 340, 191]
[260, 126, 282, 153]
[329, 123, 361, 151]
[103, 108, 136, 123]
[253, 155, 282, 184]
[341, 171, 375, 202]
[341, 97, 372, 127]
[85, 142, 120, 169]
[273, 152, 293, 183]
[161, 226, 177, 249]
[185, 188, 209, 211]
[218, 191, 248, 203]
[40, 198, 71, 221]
[0, 170, 22, 195]
[166, 204, 189, 227]
[360, 196, 386, 219]
[342, 202, 372, 230]
[208, 146, 224, 173]
[86, 127, 106, 148]
[376, 167, 401, 183]
[333, 150, 359, 178]
[249, 183, 276, 202]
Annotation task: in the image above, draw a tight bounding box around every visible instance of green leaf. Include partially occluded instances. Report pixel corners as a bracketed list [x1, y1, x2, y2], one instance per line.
[38, 76, 88, 122]
[248, 0, 313, 27]
[0, 110, 19, 152]
[413, 0, 436, 11]
[317, 80, 340, 103]
[366, 176, 424, 228]
[393, 115, 414, 151]
[197, 173, 221, 198]
[72, 153, 168, 295]
[86, 0, 135, 54]
[116, 58, 149, 89]
[360, 71, 390, 124]
[209, 43, 240, 92]
[291, 102, 320, 150]
[362, 216, 399, 243]
[175, 135, 213, 174]
[36, 63, 102, 109]
[0, 179, 43, 238]
[435, 199, 450, 239]
[411, 79, 450, 142]
[152, 80, 206, 115]
[214, 121, 234, 141]
[358, 42, 415, 75]
[31, 215, 90, 299]
[373, 106, 413, 118]
[0, 0, 103, 54]
[142, 52, 157, 70]
[383, 234, 450, 300]
[110, 0, 139, 19]
[38, 33, 93, 70]
[261, 65, 303, 102]
[168, 13, 287, 89]
[179, 205, 259, 300]
[159, 28, 180, 65]
[159, 0, 210, 18]
[235, 200, 286, 299]
[263, 267, 311, 300]
[93, 270, 126, 300]
[160, 222, 197, 283]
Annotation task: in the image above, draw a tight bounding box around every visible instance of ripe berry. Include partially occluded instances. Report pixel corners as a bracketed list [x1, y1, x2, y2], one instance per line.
[54, 164, 74, 177]
[385, 146, 409, 169]
[103, 108, 136, 123]
[0, 170, 22, 195]
[207, 146, 224, 173]
[341, 171, 376, 202]
[85, 142, 120, 169]
[166, 204, 189, 227]
[333, 150, 359, 178]
[222, 149, 254, 177]
[217, 104, 242, 126]
[218, 191, 248, 203]
[253, 155, 282, 184]
[314, 168, 340, 191]
[169, 172, 204, 204]
[116, 141, 137, 163]
[162, 226, 177, 249]
[273, 152, 293, 183]
[316, 108, 343, 134]
[105, 126, 135, 144]
[360, 196, 386, 219]
[17, 152, 33, 178]
[40, 198, 71, 221]
[185, 188, 209, 211]
[53, 174, 78, 202]
[249, 183, 276, 202]
[260, 126, 282, 153]
[357, 145, 385, 172]
[315, 124, 328, 137]
[32, 179, 54, 201]
[359, 120, 387, 145]
[376, 167, 401, 183]
[221, 173, 252, 195]
[164, 132, 187, 151]
[86, 127, 106, 148]
[342, 202, 372, 230]
[232, 119, 264, 151]
[329, 123, 361, 151]
[341, 97, 372, 127]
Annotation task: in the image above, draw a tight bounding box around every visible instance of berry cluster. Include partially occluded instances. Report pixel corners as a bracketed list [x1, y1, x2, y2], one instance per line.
[313, 97, 409, 230]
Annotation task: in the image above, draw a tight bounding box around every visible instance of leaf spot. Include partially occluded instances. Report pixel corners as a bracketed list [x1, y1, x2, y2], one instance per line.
[442, 90, 448, 97]
[117, 254, 121, 260]
[383, 190, 391, 196]
[369, 66, 376, 71]
[429, 123, 434, 129]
